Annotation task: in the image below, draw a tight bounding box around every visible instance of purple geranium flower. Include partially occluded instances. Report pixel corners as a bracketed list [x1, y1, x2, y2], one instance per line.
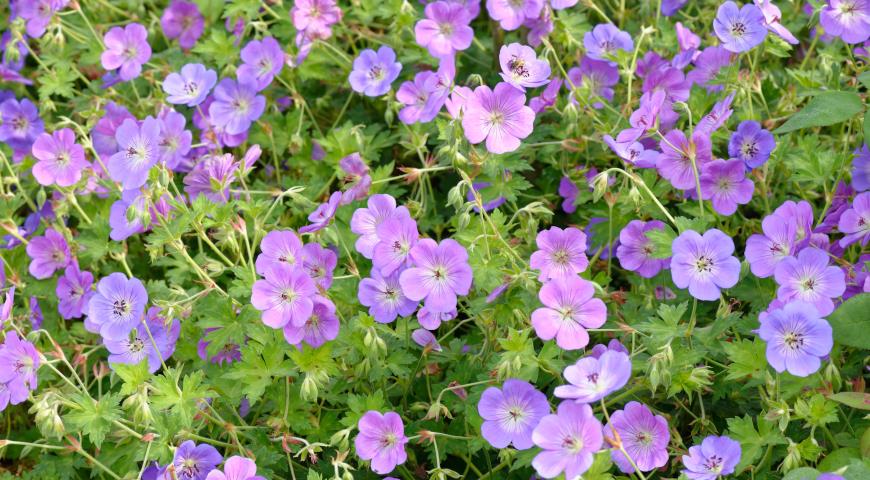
[415, 1, 474, 58]
[162, 63, 217, 107]
[30, 128, 88, 187]
[86, 273, 148, 340]
[108, 117, 161, 189]
[25, 228, 70, 279]
[774, 247, 846, 315]
[172, 441, 222, 480]
[56, 262, 94, 319]
[729, 120, 775, 169]
[292, 0, 342, 37]
[584, 23, 633, 65]
[603, 132, 659, 168]
[411, 328, 442, 351]
[532, 276, 606, 350]
[209, 78, 266, 135]
[161, 0, 204, 49]
[238, 37, 285, 91]
[300, 191, 342, 233]
[255, 230, 303, 276]
[714, 1, 768, 52]
[28, 296, 42, 330]
[197, 328, 242, 365]
[399, 238, 472, 313]
[101, 23, 151, 81]
[755, 0, 799, 44]
[251, 265, 317, 329]
[358, 269, 418, 324]
[0, 332, 40, 404]
[687, 47, 735, 92]
[486, 0, 542, 31]
[19, 0, 58, 38]
[348, 46, 402, 97]
[656, 130, 713, 190]
[616, 220, 670, 278]
[301, 242, 337, 289]
[417, 306, 457, 330]
[351, 194, 411, 259]
[774, 200, 814, 248]
[529, 77, 562, 113]
[605, 401, 670, 473]
[554, 348, 631, 403]
[700, 158, 755, 216]
[758, 301, 833, 377]
[373, 217, 420, 275]
[0, 287, 12, 326]
[205, 456, 266, 480]
[851, 145, 870, 191]
[499, 43, 551, 91]
[838, 192, 870, 247]
[397, 71, 443, 124]
[531, 402, 604, 479]
[745, 213, 796, 278]
[339, 152, 371, 204]
[157, 110, 192, 170]
[282, 296, 339, 348]
[462, 82, 535, 154]
[567, 57, 619, 109]
[354, 411, 408, 474]
[820, 0, 870, 44]
[671, 229, 741, 301]
[183, 153, 238, 203]
[682, 435, 742, 480]
[558, 176, 579, 214]
[105, 307, 180, 373]
[529, 226, 589, 281]
[662, 0, 688, 16]
[0, 98, 44, 160]
[478, 379, 549, 449]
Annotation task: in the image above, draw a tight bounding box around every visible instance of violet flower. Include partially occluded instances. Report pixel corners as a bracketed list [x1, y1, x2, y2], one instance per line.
[300, 191, 342, 233]
[486, 0, 542, 31]
[25, 228, 70, 280]
[354, 411, 409, 474]
[162, 63, 217, 107]
[399, 238, 472, 314]
[100, 23, 151, 81]
[104, 307, 180, 373]
[411, 328, 442, 351]
[171, 441, 222, 480]
[656, 129, 712, 190]
[567, 57, 619, 109]
[255, 230, 304, 276]
[351, 194, 412, 259]
[714, 1, 768, 52]
[301, 242, 337, 289]
[208, 78, 266, 135]
[0, 332, 40, 407]
[850, 145, 870, 191]
[729, 120, 775, 169]
[358, 269, 418, 323]
[478, 379, 549, 449]
[31, 128, 88, 187]
[108, 117, 162, 189]
[758, 301, 833, 377]
[604, 401, 670, 473]
[584, 23, 633, 65]
[699, 158, 755, 216]
[531, 401, 604, 479]
[554, 348, 631, 403]
[532, 276, 606, 350]
[616, 220, 670, 278]
[348, 46, 402, 97]
[745, 213, 796, 278]
[204, 456, 266, 480]
[837, 192, 870, 247]
[161, 0, 204, 49]
[819, 0, 870, 44]
[682, 435, 742, 480]
[56, 262, 94, 319]
[774, 247, 846, 315]
[462, 82, 535, 154]
[529, 226, 589, 281]
[282, 296, 339, 348]
[86, 272, 148, 340]
[251, 265, 317, 329]
[499, 43, 551, 91]
[415, 1, 474, 58]
[238, 36, 285, 91]
[670, 229, 741, 301]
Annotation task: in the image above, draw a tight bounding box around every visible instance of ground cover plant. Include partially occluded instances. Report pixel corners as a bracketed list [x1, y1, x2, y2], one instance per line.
[0, 0, 869, 479]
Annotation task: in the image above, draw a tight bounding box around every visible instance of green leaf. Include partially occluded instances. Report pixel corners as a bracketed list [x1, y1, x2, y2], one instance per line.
[38, 67, 77, 99]
[827, 392, 870, 411]
[727, 415, 787, 471]
[864, 110, 869, 145]
[773, 91, 864, 134]
[112, 362, 151, 396]
[191, 29, 239, 68]
[782, 467, 820, 480]
[859, 72, 870, 90]
[63, 393, 123, 449]
[225, 339, 296, 403]
[794, 394, 839, 428]
[151, 369, 212, 427]
[723, 339, 769, 381]
[827, 293, 870, 349]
